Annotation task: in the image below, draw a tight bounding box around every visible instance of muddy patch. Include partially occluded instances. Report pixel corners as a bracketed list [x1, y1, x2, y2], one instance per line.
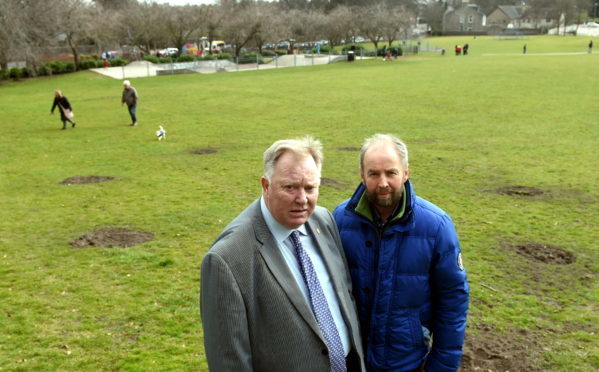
[190, 147, 218, 155]
[60, 176, 114, 185]
[492, 185, 544, 196]
[320, 177, 347, 190]
[337, 147, 360, 151]
[71, 227, 154, 248]
[460, 325, 542, 371]
[503, 243, 575, 265]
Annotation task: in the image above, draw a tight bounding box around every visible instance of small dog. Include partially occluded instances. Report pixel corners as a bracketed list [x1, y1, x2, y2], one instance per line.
[156, 125, 166, 140]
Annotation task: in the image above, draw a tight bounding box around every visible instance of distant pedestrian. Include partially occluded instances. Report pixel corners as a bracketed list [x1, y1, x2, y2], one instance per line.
[381, 45, 387, 59]
[441, 48, 446, 56]
[523, 44, 527, 55]
[50, 90, 76, 130]
[455, 45, 461, 56]
[121, 80, 138, 126]
[588, 40, 593, 54]
[463, 43, 469, 56]
[103, 59, 109, 68]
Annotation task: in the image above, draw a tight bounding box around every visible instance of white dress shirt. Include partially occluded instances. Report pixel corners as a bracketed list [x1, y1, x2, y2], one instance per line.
[260, 197, 350, 355]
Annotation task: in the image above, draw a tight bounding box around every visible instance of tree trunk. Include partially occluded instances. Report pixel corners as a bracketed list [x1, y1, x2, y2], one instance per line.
[67, 34, 79, 71]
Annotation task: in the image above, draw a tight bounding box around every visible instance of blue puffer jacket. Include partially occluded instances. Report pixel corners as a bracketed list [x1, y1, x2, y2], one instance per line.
[333, 180, 469, 372]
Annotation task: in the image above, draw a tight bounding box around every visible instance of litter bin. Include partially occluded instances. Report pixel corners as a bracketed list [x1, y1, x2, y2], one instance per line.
[348, 51, 355, 62]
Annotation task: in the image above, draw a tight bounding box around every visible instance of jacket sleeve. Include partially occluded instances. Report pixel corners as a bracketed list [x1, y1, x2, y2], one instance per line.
[51, 98, 58, 113]
[426, 216, 469, 372]
[200, 252, 252, 372]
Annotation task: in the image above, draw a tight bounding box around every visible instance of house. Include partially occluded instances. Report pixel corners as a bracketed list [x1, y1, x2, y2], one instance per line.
[443, 3, 487, 35]
[486, 5, 556, 34]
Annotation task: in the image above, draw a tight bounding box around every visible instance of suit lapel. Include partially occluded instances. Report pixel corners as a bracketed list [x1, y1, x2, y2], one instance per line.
[252, 205, 323, 339]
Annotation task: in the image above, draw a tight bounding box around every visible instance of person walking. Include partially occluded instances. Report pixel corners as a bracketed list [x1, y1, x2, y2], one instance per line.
[50, 90, 76, 130]
[121, 80, 138, 126]
[588, 40, 593, 54]
[333, 134, 469, 371]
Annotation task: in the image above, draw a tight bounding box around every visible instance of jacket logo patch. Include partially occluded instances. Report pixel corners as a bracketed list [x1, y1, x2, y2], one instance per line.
[457, 252, 465, 271]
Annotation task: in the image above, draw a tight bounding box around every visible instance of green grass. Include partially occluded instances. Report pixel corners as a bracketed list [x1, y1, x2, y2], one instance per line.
[1, 35, 597, 371]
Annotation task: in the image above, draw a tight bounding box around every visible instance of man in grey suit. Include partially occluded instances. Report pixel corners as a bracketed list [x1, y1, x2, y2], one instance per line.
[201, 136, 364, 372]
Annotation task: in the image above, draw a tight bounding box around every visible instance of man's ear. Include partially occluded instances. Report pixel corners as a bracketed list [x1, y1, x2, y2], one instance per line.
[404, 167, 409, 182]
[261, 177, 269, 194]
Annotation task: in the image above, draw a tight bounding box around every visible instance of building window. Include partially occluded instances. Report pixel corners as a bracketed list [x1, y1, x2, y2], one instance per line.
[468, 16, 474, 24]
[459, 16, 465, 24]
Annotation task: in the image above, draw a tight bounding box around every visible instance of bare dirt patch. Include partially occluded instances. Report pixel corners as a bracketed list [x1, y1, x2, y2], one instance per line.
[320, 177, 347, 190]
[460, 325, 543, 371]
[70, 227, 154, 248]
[503, 243, 575, 265]
[492, 185, 544, 196]
[60, 176, 114, 185]
[338, 146, 360, 151]
[190, 148, 218, 155]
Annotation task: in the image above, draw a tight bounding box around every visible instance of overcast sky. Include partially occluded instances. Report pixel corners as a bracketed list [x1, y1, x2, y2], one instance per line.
[145, 0, 218, 5]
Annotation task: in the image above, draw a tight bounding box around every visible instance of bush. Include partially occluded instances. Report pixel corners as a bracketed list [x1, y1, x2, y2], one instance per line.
[9, 67, 22, 79]
[96, 60, 107, 68]
[45, 61, 66, 74]
[0, 68, 9, 80]
[274, 49, 288, 55]
[217, 53, 232, 60]
[65, 62, 76, 73]
[261, 50, 276, 57]
[37, 64, 52, 76]
[200, 55, 217, 61]
[78, 60, 97, 70]
[80, 54, 98, 61]
[158, 57, 173, 64]
[341, 44, 365, 52]
[176, 54, 196, 62]
[143, 55, 160, 64]
[21, 67, 34, 78]
[110, 58, 129, 67]
[312, 45, 333, 53]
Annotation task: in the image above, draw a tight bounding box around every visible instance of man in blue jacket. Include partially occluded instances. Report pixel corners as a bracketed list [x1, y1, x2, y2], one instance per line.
[333, 134, 469, 371]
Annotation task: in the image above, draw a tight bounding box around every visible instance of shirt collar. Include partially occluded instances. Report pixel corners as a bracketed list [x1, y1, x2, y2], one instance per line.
[260, 197, 308, 244]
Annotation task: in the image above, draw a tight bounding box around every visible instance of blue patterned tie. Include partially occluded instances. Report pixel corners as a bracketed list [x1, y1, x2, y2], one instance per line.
[290, 231, 346, 372]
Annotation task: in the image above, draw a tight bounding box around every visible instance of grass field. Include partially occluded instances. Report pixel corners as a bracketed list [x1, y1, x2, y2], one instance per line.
[1, 35, 597, 371]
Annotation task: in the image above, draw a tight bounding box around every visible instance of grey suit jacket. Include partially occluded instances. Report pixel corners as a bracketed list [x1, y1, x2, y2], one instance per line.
[200, 200, 365, 372]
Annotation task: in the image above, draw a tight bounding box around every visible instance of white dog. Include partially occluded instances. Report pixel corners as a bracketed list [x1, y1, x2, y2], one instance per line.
[156, 125, 166, 140]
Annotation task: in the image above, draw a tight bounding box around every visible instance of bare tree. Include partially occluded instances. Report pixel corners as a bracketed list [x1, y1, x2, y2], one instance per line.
[323, 5, 355, 46]
[57, 0, 98, 70]
[163, 5, 202, 51]
[118, 2, 168, 56]
[221, 2, 261, 57]
[252, 2, 280, 54]
[355, 3, 387, 52]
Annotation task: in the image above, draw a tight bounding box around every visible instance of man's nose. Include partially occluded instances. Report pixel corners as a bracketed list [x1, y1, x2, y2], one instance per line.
[378, 175, 389, 189]
[295, 188, 308, 203]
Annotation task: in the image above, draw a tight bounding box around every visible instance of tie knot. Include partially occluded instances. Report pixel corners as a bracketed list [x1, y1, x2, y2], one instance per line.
[290, 230, 301, 246]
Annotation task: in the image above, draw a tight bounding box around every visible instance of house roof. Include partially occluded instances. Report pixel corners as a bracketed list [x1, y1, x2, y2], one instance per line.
[497, 5, 524, 19]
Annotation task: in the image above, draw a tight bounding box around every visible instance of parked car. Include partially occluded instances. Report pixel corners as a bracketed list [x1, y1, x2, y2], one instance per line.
[158, 48, 179, 57]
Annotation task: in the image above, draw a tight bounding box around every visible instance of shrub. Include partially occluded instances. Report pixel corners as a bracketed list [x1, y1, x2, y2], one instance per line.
[9, 67, 22, 79]
[37, 64, 52, 76]
[78, 60, 97, 70]
[200, 55, 217, 61]
[21, 67, 34, 78]
[176, 54, 196, 62]
[110, 58, 129, 67]
[96, 60, 107, 68]
[158, 57, 173, 64]
[261, 50, 276, 57]
[312, 45, 333, 53]
[45, 61, 66, 74]
[143, 55, 160, 64]
[274, 49, 288, 55]
[341, 44, 365, 52]
[217, 53, 232, 60]
[65, 62, 76, 73]
[0, 68, 9, 80]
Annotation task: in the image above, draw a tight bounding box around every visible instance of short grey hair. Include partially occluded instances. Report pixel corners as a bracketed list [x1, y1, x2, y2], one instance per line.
[360, 133, 409, 171]
[263, 136, 323, 182]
